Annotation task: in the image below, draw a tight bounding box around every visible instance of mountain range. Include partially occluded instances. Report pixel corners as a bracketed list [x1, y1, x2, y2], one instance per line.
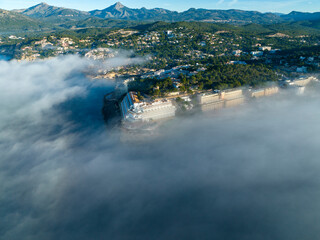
[1, 2, 319, 34]
[89, 2, 178, 21]
[13, 2, 90, 23]
[12, 2, 320, 24]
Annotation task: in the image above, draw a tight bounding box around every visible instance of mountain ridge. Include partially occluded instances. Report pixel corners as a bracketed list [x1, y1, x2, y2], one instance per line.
[13, 2, 90, 23]
[7, 2, 320, 27]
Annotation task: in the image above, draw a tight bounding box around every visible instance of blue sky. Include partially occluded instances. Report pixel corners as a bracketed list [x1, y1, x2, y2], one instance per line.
[1, 0, 318, 13]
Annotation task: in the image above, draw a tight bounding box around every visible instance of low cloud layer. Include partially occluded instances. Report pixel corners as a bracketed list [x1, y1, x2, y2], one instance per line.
[1, 56, 320, 240]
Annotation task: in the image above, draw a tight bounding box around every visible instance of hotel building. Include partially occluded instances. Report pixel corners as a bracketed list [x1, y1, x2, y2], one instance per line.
[120, 92, 176, 122]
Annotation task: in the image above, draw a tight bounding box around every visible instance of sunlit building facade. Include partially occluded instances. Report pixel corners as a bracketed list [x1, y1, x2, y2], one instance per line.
[120, 92, 176, 122]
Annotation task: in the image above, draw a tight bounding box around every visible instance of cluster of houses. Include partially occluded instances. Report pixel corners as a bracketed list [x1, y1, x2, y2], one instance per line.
[232, 46, 281, 59]
[84, 48, 115, 60]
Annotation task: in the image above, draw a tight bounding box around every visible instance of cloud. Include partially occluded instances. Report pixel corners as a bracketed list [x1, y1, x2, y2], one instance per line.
[228, 0, 238, 7]
[1, 56, 320, 240]
[217, 0, 225, 5]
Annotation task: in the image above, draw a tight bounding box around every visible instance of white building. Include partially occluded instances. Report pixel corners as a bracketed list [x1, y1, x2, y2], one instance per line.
[291, 76, 316, 86]
[251, 51, 264, 57]
[120, 92, 176, 122]
[259, 46, 272, 51]
[249, 86, 279, 98]
[232, 50, 242, 56]
[197, 89, 245, 111]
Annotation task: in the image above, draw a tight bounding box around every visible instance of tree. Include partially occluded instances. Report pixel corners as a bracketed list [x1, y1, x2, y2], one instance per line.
[137, 91, 143, 100]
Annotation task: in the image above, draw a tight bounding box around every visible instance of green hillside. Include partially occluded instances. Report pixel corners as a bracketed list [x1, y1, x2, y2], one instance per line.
[60, 17, 138, 29]
[0, 9, 53, 33]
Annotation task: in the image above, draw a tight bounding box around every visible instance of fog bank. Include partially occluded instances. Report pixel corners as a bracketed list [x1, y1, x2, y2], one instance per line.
[1, 56, 320, 240]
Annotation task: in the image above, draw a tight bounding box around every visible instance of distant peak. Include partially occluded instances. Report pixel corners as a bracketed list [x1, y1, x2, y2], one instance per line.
[112, 2, 125, 10]
[32, 2, 49, 8]
[115, 2, 124, 7]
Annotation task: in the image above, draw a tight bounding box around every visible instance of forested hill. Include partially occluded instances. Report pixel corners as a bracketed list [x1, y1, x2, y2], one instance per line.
[0, 9, 53, 33]
[281, 11, 320, 22]
[132, 20, 320, 36]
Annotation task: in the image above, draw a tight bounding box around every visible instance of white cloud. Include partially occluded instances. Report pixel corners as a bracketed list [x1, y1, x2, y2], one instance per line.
[1, 54, 320, 240]
[228, 0, 238, 7]
[217, 0, 225, 5]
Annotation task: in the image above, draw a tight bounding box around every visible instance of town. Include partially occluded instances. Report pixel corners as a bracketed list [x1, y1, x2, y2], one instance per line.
[1, 18, 319, 132]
